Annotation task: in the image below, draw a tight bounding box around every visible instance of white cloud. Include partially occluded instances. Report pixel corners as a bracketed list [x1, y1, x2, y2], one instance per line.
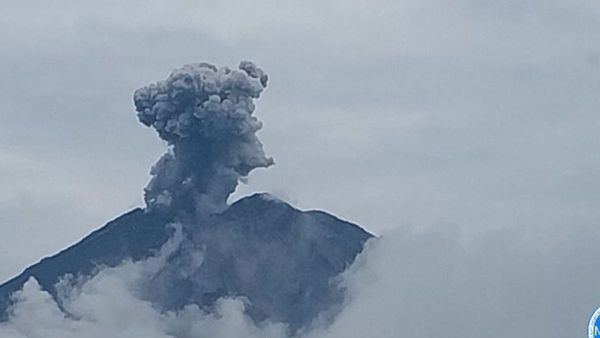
[3, 220, 600, 337]
[320, 223, 600, 337]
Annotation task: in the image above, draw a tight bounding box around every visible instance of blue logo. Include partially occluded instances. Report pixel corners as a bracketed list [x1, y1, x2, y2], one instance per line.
[589, 307, 600, 338]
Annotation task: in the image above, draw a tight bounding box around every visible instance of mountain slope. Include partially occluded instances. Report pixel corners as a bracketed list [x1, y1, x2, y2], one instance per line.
[0, 193, 372, 331]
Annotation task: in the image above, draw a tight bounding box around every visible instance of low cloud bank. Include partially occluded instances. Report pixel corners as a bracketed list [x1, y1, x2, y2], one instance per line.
[2, 220, 599, 337]
[324, 223, 600, 337]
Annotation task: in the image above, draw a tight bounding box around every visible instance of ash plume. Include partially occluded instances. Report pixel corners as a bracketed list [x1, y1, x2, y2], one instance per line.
[133, 61, 272, 215]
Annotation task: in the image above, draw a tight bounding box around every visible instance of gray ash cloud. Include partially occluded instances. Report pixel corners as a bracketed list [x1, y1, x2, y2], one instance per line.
[133, 61, 273, 215]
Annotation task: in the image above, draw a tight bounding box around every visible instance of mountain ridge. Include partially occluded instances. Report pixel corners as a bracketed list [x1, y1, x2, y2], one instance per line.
[0, 193, 372, 331]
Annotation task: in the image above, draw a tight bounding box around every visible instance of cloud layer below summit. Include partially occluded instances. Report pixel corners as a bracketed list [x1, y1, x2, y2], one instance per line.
[3, 221, 600, 337]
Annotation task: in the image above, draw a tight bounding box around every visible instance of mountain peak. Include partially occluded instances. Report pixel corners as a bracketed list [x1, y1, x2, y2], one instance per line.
[0, 199, 372, 332]
[229, 192, 290, 210]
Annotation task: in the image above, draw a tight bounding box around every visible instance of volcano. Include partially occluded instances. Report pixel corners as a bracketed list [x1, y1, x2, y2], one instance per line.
[0, 61, 373, 333]
[0, 193, 372, 331]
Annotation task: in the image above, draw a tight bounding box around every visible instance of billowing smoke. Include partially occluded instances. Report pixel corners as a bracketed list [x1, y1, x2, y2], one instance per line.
[133, 61, 273, 215]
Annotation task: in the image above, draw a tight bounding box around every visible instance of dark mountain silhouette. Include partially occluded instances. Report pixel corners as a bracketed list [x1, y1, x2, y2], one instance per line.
[0, 193, 372, 331]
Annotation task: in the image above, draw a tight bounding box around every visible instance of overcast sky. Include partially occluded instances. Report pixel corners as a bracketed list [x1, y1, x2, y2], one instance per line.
[0, 0, 599, 282]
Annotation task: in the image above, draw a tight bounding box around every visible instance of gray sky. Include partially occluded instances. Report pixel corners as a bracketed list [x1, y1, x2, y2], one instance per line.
[0, 0, 599, 282]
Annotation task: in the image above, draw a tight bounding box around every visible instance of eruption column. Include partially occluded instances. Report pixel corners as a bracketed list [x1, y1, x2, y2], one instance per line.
[133, 61, 272, 216]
